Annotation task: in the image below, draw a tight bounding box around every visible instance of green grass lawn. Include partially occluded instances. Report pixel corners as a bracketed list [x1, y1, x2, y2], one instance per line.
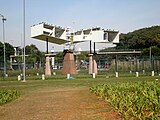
[0, 75, 159, 92]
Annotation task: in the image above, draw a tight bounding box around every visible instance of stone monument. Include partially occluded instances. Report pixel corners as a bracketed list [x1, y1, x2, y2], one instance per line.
[62, 50, 77, 75]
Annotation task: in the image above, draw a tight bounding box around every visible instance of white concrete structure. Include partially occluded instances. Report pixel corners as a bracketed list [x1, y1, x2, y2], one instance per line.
[31, 22, 119, 44]
[31, 22, 69, 44]
[31, 22, 119, 76]
[73, 27, 119, 43]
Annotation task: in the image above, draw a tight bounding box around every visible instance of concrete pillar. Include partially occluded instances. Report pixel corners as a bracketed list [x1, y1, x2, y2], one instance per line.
[45, 56, 51, 76]
[88, 54, 93, 74]
[93, 59, 98, 75]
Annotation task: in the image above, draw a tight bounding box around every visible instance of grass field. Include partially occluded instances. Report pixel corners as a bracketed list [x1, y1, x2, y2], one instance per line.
[0, 75, 160, 120]
[0, 75, 159, 91]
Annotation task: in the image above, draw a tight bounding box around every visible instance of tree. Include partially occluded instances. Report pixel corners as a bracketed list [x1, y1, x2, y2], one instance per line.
[20, 44, 44, 68]
[55, 52, 63, 63]
[0, 41, 14, 62]
[5, 43, 14, 61]
[77, 52, 88, 61]
[141, 46, 160, 56]
[116, 26, 160, 49]
[0, 42, 3, 62]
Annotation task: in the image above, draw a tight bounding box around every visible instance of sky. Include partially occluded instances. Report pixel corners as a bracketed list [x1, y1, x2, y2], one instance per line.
[0, 0, 160, 52]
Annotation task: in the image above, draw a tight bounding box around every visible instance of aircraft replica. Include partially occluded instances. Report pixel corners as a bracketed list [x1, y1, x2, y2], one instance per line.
[31, 22, 119, 76]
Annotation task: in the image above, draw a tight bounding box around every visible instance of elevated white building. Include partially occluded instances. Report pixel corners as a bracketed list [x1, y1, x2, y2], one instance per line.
[31, 22, 119, 45]
[31, 22, 119, 76]
[72, 27, 119, 43]
[31, 22, 68, 44]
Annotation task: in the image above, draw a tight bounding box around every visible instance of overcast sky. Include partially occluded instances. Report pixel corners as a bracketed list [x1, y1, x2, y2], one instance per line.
[0, 0, 160, 52]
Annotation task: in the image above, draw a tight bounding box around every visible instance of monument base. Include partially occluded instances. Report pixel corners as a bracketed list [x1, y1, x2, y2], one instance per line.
[89, 54, 93, 74]
[88, 54, 98, 75]
[62, 51, 77, 75]
[45, 56, 51, 76]
[93, 59, 98, 74]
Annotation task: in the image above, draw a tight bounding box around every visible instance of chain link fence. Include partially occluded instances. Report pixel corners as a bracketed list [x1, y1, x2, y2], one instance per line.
[96, 56, 160, 75]
[0, 55, 160, 80]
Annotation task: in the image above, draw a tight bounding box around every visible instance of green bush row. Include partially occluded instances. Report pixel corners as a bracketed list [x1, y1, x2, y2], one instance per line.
[90, 81, 160, 120]
[0, 90, 20, 105]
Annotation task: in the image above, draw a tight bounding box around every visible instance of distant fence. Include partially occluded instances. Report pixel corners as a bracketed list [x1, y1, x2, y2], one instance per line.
[97, 56, 160, 72]
[0, 55, 160, 80]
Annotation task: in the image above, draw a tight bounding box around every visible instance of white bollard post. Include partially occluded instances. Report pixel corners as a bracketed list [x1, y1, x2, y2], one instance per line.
[42, 74, 45, 80]
[92, 73, 96, 78]
[130, 70, 132, 74]
[115, 72, 118, 77]
[18, 75, 21, 81]
[6, 74, 8, 77]
[142, 70, 145, 74]
[67, 74, 70, 79]
[53, 72, 56, 75]
[152, 71, 154, 76]
[136, 72, 139, 77]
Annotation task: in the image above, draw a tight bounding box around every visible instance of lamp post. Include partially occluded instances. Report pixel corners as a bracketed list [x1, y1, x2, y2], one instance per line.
[0, 14, 7, 77]
[22, 0, 26, 82]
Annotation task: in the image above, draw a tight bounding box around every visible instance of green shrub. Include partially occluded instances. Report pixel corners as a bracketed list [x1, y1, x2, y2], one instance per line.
[90, 81, 160, 120]
[0, 90, 20, 105]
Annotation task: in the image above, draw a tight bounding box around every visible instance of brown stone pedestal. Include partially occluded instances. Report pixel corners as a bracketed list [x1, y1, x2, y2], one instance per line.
[62, 51, 77, 75]
[89, 54, 93, 74]
[93, 59, 98, 74]
[88, 54, 98, 75]
[45, 56, 51, 76]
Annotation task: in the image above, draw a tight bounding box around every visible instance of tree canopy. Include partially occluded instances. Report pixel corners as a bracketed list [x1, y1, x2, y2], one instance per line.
[0, 42, 14, 62]
[116, 26, 160, 49]
[23, 44, 44, 63]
